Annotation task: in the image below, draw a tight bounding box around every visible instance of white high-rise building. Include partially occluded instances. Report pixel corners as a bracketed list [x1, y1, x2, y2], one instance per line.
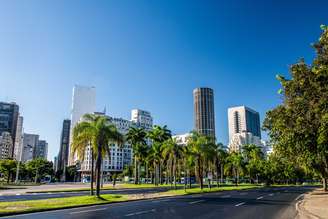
[173, 133, 191, 146]
[228, 106, 263, 152]
[0, 132, 13, 159]
[80, 109, 153, 183]
[69, 85, 96, 165]
[14, 116, 24, 161]
[131, 109, 153, 131]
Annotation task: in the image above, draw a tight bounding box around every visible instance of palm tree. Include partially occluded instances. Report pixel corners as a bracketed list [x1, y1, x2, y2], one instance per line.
[187, 131, 212, 189]
[126, 127, 147, 184]
[147, 125, 171, 185]
[162, 138, 183, 189]
[72, 114, 124, 197]
[226, 152, 244, 186]
[214, 143, 228, 187]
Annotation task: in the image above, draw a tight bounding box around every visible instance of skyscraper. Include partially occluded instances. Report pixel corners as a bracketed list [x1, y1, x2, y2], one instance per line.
[227, 106, 262, 152]
[193, 87, 216, 139]
[0, 102, 19, 158]
[69, 85, 96, 165]
[34, 140, 48, 159]
[57, 119, 70, 179]
[22, 133, 39, 162]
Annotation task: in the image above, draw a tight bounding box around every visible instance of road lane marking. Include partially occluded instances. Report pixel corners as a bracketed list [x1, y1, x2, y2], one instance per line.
[125, 209, 156, 217]
[15, 193, 21, 196]
[269, 193, 274, 196]
[256, 196, 264, 200]
[295, 194, 304, 201]
[70, 207, 107, 214]
[221, 195, 231, 198]
[235, 202, 246, 207]
[189, 200, 205, 204]
[152, 199, 170, 203]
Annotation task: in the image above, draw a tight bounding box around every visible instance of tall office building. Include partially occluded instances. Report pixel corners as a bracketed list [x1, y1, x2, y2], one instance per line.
[193, 88, 216, 139]
[57, 119, 70, 179]
[228, 106, 262, 152]
[0, 102, 19, 158]
[34, 140, 48, 159]
[22, 133, 39, 162]
[69, 85, 96, 165]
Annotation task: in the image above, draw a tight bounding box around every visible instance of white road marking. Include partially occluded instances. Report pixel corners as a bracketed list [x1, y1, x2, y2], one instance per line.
[221, 195, 231, 198]
[256, 196, 264, 200]
[189, 200, 205, 204]
[125, 209, 156, 217]
[15, 193, 21, 196]
[295, 194, 304, 201]
[152, 199, 170, 203]
[235, 202, 246, 207]
[70, 207, 107, 214]
[269, 193, 274, 196]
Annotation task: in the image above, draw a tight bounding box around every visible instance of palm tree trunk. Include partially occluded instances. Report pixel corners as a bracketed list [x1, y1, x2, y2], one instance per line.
[90, 149, 94, 196]
[173, 159, 177, 190]
[220, 165, 224, 185]
[197, 157, 203, 190]
[134, 156, 138, 184]
[96, 146, 102, 197]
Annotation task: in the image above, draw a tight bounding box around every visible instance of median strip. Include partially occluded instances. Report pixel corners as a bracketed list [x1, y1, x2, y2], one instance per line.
[0, 185, 261, 216]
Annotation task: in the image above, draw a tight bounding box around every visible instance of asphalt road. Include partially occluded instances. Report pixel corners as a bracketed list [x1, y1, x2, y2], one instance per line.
[0, 186, 313, 219]
[0, 187, 173, 202]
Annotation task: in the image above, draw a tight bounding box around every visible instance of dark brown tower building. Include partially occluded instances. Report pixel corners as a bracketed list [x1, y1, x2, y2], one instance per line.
[193, 88, 215, 139]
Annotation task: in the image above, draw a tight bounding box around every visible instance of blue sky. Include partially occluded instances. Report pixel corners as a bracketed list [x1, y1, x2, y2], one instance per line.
[0, 0, 327, 161]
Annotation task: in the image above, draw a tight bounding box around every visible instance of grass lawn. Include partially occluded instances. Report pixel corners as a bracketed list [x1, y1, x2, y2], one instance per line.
[162, 184, 261, 196]
[0, 194, 128, 216]
[27, 183, 184, 193]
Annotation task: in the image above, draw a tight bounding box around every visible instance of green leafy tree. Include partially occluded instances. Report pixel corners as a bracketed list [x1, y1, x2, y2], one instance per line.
[0, 159, 17, 184]
[263, 25, 328, 190]
[72, 114, 124, 197]
[126, 127, 147, 184]
[26, 158, 53, 183]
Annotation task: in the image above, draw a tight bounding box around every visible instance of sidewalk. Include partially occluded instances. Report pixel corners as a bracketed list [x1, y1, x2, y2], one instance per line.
[297, 188, 328, 219]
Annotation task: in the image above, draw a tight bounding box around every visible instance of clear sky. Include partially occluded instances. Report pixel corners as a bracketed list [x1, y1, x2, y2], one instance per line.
[0, 0, 327, 161]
